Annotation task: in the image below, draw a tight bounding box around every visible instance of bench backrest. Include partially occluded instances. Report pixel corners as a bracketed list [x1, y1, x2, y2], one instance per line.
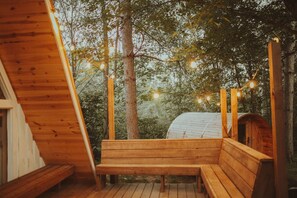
[219, 138, 274, 198]
[101, 139, 222, 165]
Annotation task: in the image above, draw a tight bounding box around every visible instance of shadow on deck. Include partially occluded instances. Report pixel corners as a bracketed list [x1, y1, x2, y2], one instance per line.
[39, 181, 204, 198]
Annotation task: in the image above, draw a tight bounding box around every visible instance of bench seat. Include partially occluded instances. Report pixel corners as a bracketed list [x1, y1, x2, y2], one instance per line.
[201, 165, 244, 198]
[0, 164, 74, 198]
[97, 164, 201, 175]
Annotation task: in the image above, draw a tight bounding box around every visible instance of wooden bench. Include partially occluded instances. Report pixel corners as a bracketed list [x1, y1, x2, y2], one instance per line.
[96, 138, 222, 191]
[0, 164, 74, 198]
[96, 138, 274, 197]
[200, 138, 274, 197]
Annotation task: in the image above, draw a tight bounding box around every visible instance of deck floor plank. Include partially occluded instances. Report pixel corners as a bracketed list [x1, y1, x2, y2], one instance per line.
[185, 183, 196, 198]
[114, 183, 131, 198]
[39, 182, 204, 198]
[132, 183, 146, 198]
[178, 183, 187, 198]
[150, 183, 160, 198]
[86, 184, 113, 198]
[168, 184, 178, 198]
[141, 183, 154, 198]
[123, 183, 138, 198]
[105, 184, 123, 198]
[193, 183, 204, 198]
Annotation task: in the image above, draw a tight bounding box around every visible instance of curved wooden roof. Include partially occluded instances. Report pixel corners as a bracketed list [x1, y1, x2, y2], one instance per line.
[0, 0, 95, 180]
[238, 113, 270, 129]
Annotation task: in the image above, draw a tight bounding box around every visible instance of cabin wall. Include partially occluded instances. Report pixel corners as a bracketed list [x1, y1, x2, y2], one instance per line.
[261, 127, 273, 157]
[0, 60, 44, 182]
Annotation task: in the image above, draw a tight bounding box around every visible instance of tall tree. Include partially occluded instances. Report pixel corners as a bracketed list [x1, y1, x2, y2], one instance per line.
[285, 32, 296, 162]
[120, 0, 140, 139]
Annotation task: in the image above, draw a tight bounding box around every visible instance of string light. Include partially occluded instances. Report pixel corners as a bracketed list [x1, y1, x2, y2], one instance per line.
[70, 45, 75, 51]
[190, 61, 197, 69]
[110, 74, 115, 79]
[146, 69, 260, 105]
[273, 37, 280, 43]
[153, 92, 160, 99]
[100, 63, 105, 70]
[249, 81, 256, 89]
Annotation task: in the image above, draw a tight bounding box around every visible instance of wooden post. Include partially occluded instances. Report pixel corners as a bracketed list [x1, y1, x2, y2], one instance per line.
[268, 40, 288, 198]
[107, 78, 118, 184]
[220, 89, 228, 138]
[107, 78, 115, 140]
[231, 89, 238, 141]
[160, 175, 165, 192]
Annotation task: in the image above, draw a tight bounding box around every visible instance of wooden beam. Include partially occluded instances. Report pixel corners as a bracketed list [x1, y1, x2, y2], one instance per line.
[268, 40, 288, 198]
[231, 89, 238, 141]
[0, 99, 13, 109]
[108, 78, 115, 140]
[220, 89, 228, 138]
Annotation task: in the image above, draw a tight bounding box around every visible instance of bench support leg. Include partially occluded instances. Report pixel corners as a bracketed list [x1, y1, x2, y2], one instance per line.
[160, 175, 165, 192]
[96, 175, 106, 191]
[197, 175, 202, 193]
[110, 175, 118, 184]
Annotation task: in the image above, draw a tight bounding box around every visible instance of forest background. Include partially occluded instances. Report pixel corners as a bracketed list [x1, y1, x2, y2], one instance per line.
[53, 0, 297, 165]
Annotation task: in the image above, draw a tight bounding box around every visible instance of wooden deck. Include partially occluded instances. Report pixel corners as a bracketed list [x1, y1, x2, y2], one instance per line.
[40, 182, 204, 198]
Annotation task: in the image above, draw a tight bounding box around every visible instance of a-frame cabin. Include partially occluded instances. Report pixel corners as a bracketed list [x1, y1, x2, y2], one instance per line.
[0, 0, 96, 184]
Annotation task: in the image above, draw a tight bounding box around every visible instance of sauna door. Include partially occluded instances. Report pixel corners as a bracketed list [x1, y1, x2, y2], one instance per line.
[240, 120, 263, 152]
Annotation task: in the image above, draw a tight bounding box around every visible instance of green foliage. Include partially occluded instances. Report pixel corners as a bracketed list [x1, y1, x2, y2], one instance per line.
[56, 0, 297, 161]
[139, 117, 168, 139]
[79, 87, 105, 161]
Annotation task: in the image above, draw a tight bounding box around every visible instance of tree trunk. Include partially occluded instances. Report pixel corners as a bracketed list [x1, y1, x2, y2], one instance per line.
[114, 4, 120, 76]
[101, 0, 110, 138]
[120, 0, 140, 139]
[286, 36, 295, 162]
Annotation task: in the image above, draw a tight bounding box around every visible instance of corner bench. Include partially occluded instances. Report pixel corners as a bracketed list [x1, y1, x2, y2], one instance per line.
[96, 138, 274, 197]
[0, 164, 74, 198]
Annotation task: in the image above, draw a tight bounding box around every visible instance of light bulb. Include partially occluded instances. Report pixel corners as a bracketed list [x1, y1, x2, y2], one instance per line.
[249, 81, 255, 89]
[206, 96, 211, 101]
[70, 45, 75, 51]
[190, 61, 197, 69]
[100, 64, 105, 70]
[110, 74, 115, 79]
[153, 93, 160, 99]
[198, 98, 202, 103]
[216, 102, 220, 106]
[237, 91, 241, 97]
[86, 62, 91, 68]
